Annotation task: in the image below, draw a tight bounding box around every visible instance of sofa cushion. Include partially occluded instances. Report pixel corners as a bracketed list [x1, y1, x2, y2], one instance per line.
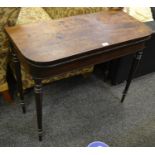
[123, 7, 154, 22]
[43, 7, 109, 19]
[16, 7, 51, 25]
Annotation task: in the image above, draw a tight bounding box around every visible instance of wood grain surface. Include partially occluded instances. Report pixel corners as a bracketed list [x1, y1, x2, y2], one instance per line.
[5, 10, 151, 63]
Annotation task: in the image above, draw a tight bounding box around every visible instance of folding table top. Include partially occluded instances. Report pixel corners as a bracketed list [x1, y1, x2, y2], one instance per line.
[5, 10, 152, 63]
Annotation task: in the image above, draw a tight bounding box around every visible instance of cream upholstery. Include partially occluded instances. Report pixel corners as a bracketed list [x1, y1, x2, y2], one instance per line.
[123, 7, 154, 22]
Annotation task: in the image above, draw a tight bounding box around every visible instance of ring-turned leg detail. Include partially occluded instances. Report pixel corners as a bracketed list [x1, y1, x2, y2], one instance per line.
[12, 51, 26, 113]
[121, 51, 143, 103]
[34, 79, 43, 141]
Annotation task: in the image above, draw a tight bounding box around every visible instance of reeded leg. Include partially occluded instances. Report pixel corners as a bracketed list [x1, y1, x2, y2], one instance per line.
[121, 51, 143, 103]
[12, 51, 26, 113]
[34, 79, 43, 141]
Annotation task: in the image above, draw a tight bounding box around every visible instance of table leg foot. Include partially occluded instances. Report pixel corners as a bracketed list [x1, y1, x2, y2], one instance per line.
[34, 79, 43, 141]
[121, 51, 143, 103]
[39, 136, 42, 141]
[21, 104, 26, 114]
[121, 93, 126, 103]
[38, 130, 43, 141]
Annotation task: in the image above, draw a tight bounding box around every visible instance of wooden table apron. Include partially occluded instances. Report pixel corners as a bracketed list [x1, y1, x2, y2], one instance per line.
[5, 11, 152, 141]
[12, 38, 146, 79]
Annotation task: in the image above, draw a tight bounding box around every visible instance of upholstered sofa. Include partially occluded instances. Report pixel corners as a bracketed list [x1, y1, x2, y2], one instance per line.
[0, 7, 21, 101]
[1, 7, 119, 101]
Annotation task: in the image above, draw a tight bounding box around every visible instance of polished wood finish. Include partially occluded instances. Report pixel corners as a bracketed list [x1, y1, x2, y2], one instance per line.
[5, 10, 152, 141]
[5, 11, 151, 63]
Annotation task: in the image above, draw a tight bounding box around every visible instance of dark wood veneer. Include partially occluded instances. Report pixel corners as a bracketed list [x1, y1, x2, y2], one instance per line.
[5, 10, 152, 141]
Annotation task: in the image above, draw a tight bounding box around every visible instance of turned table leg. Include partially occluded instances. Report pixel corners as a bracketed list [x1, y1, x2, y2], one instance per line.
[12, 51, 26, 113]
[34, 79, 43, 141]
[121, 50, 143, 103]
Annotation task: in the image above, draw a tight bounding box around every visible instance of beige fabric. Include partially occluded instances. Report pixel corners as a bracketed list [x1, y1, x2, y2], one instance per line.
[123, 7, 153, 22]
[16, 7, 51, 25]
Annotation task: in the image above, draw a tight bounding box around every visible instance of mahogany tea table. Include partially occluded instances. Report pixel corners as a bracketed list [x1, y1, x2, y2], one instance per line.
[5, 11, 152, 141]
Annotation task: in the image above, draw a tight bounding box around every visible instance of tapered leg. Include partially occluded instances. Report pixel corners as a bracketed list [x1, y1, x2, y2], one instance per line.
[34, 79, 43, 141]
[12, 51, 26, 113]
[121, 51, 143, 103]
